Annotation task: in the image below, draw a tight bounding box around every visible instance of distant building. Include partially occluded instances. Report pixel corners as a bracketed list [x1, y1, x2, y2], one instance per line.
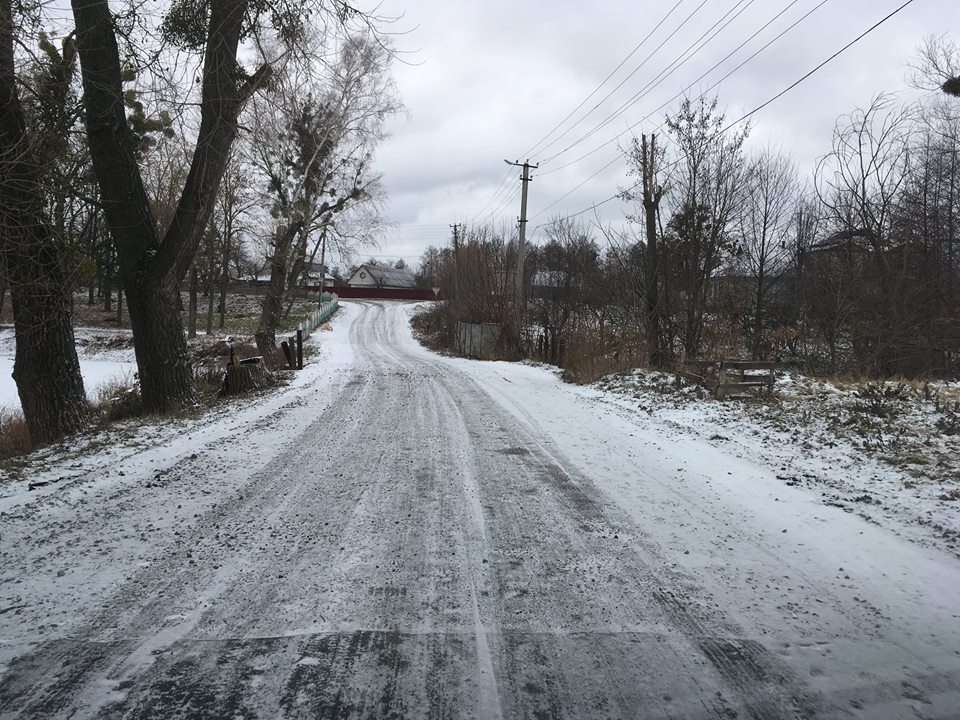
[346, 264, 417, 289]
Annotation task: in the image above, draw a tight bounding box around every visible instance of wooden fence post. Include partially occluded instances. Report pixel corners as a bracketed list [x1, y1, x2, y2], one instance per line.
[296, 329, 303, 370]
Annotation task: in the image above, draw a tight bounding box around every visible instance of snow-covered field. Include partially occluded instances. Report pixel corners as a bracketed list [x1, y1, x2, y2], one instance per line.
[2, 301, 959, 718]
[0, 328, 137, 411]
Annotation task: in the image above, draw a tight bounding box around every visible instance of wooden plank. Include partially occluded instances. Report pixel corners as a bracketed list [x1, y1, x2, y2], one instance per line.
[718, 381, 769, 391]
[722, 360, 776, 370]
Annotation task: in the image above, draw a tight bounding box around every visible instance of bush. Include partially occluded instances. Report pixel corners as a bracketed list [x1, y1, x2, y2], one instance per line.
[0, 406, 32, 459]
[93, 372, 143, 422]
[410, 302, 452, 351]
[850, 382, 910, 418]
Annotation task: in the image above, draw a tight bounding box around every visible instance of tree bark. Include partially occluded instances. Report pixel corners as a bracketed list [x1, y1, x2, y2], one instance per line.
[0, 0, 88, 445]
[205, 248, 216, 336]
[255, 223, 300, 359]
[188, 266, 198, 339]
[71, 0, 266, 413]
[218, 236, 230, 329]
[0, 254, 7, 318]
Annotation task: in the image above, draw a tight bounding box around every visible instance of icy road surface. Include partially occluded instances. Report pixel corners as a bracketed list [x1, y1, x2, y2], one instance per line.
[1, 300, 959, 719]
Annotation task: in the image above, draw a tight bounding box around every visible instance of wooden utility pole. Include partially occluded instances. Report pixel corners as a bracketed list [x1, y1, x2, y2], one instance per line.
[505, 159, 538, 353]
[450, 222, 462, 300]
[317, 225, 328, 309]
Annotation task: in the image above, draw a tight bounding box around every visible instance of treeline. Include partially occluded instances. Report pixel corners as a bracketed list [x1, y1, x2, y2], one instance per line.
[421, 73, 960, 381]
[1, 1, 398, 447]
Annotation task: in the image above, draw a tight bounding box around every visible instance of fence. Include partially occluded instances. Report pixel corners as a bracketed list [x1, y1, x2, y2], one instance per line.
[455, 321, 502, 359]
[307, 285, 440, 301]
[299, 293, 339, 341]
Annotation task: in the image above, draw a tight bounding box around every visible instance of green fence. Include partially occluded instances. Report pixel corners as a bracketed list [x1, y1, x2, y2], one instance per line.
[300, 294, 339, 340]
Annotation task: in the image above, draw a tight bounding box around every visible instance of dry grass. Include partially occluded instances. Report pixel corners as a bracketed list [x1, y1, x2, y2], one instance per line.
[92, 372, 143, 422]
[557, 329, 645, 385]
[409, 303, 452, 353]
[0, 406, 32, 460]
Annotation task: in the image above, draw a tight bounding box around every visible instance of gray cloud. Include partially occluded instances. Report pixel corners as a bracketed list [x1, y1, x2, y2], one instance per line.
[358, 0, 959, 266]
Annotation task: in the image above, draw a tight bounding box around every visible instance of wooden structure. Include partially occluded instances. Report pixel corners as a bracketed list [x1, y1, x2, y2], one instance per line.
[679, 359, 776, 399]
[222, 356, 272, 396]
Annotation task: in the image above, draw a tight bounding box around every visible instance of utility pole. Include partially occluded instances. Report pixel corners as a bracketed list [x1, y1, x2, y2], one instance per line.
[317, 225, 328, 309]
[504, 159, 538, 354]
[450, 223, 462, 300]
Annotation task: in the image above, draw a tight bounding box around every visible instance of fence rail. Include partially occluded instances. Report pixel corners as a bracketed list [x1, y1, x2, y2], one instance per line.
[299, 293, 339, 341]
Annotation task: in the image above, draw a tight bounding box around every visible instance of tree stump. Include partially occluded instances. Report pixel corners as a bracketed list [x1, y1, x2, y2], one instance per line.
[221, 357, 272, 396]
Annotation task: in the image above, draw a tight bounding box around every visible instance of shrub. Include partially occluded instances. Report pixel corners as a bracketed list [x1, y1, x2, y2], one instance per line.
[0, 406, 32, 459]
[93, 372, 143, 422]
[851, 382, 910, 418]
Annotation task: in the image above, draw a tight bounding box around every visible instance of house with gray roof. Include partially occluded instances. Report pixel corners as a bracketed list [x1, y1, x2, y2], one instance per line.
[346, 264, 417, 289]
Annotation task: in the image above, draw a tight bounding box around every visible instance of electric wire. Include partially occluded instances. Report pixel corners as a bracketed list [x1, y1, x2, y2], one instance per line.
[520, 0, 686, 160]
[538, 0, 830, 176]
[539, 0, 767, 166]
[531, 0, 917, 225]
[531, 0, 712, 161]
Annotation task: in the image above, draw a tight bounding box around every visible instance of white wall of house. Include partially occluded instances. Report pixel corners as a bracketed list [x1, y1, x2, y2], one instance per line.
[347, 267, 379, 287]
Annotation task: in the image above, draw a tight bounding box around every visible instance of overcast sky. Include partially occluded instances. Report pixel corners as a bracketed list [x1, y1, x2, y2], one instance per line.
[335, 0, 959, 269]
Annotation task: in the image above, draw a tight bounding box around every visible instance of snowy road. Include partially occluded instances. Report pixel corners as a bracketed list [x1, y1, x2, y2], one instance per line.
[1, 300, 959, 719]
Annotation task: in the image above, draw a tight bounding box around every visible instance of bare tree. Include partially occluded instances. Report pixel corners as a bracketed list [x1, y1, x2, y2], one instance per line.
[249, 33, 399, 357]
[69, 0, 388, 411]
[816, 95, 917, 374]
[910, 34, 960, 97]
[738, 147, 798, 357]
[623, 134, 669, 367]
[0, 1, 88, 444]
[662, 96, 749, 360]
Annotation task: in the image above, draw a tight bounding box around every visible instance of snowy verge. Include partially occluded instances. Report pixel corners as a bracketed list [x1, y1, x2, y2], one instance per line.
[589, 368, 960, 558]
[403, 303, 960, 561]
[0, 303, 357, 505]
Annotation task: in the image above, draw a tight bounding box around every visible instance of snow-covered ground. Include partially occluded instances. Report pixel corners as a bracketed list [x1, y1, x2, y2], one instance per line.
[588, 368, 960, 560]
[1, 301, 959, 718]
[0, 328, 137, 411]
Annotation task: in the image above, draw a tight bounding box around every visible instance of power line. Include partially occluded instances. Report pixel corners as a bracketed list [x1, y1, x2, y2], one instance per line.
[474, 0, 714, 223]
[520, 0, 686, 160]
[470, 168, 517, 224]
[539, 0, 830, 177]
[532, 0, 917, 226]
[531, 0, 712, 161]
[723, 0, 916, 129]
[486, 185, 522, 224]
[539, 0, 765, 166]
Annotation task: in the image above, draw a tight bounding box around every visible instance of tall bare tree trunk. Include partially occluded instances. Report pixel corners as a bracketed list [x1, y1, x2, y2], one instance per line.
[255, 223, 300, 358]
[0, 0, 88, 444]
[188, 266, 198, 339]
[0, 255, 7, 318]
[72, 0, 266, 413]
[219, 233, 230, 329]
[205, 249, 216, 335]
[641, 134, 667, 368]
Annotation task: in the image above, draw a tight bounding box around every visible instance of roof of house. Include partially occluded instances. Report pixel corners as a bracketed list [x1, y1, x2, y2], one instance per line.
[351, 264, 417, 288]
[809, 229, 874, 254]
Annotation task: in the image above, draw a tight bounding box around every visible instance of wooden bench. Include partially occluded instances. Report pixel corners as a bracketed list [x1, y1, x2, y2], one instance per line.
[677, 359, 776, 399]
[716, 360, 776, 400]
